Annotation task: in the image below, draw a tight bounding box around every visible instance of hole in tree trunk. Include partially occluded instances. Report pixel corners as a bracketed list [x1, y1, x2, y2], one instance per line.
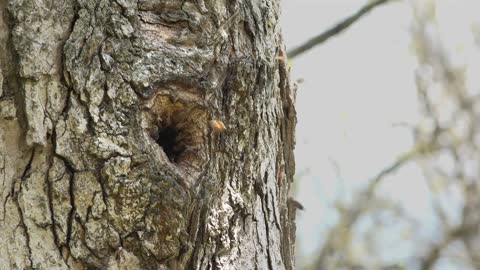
[155, 125, 184, 163]
[141, 91, 207, 170]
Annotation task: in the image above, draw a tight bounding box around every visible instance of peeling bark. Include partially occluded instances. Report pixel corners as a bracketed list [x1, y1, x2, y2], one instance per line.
[0, 0, 297, 269]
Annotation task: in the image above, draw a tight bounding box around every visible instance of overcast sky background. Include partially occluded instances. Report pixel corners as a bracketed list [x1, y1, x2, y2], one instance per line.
[280, 0, 480, 268]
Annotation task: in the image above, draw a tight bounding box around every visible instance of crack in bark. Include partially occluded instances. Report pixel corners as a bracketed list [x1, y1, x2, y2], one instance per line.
[269, 190, 281, 231]
[15, 197, 34, 269]
[20, 149, 35, 183]
[16, 149, 35, 269]
[45, 150, 62, 256]
[0, 152, 7, 222]
[66, 165, 75, 250]
[74, 215, 103, 262]
[261, 192, 274, 270]
[54, 154, 76, 251]
[1, 193, 10, 223]
[93, 168, 110, 221]
[1, 152, 5, 188]
[253, 211, 261, 270]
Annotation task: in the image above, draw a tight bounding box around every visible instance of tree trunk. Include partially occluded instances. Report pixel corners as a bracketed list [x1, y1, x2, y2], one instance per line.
[0, 0, 296, 269]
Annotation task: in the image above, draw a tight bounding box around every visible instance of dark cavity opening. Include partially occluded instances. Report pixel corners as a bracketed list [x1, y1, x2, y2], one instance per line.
[156, 125, 183, 163]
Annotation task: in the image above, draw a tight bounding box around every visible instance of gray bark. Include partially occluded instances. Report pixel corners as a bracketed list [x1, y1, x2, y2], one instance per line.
[0, 0, 297, 269]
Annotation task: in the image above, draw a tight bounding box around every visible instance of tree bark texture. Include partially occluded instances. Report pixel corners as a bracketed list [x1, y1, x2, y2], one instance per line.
[0, 0, 296, 269]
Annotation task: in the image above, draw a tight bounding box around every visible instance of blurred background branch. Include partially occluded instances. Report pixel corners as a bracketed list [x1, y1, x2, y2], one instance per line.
[307, 149, 416, 270]
[287, 0, 398, 59]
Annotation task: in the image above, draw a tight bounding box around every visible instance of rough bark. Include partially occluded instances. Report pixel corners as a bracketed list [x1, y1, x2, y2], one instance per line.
[0, 0, 296, 269]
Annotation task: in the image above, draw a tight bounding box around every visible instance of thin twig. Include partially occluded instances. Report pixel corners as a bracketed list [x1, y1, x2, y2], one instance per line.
[309, 147, 417, 270]
[287, 0, 398, 59]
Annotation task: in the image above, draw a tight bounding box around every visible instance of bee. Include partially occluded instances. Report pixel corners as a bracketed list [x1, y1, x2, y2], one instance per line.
[209, 120, 226, 133]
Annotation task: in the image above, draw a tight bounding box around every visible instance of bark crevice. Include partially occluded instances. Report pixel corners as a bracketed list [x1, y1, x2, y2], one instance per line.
[16, 149, 36, 269]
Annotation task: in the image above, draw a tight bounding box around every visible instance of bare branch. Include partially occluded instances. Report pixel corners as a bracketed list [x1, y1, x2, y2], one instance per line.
[420, 225, 474, 270]
[308, 148, 417, 270]
[287, 0, 398, 59]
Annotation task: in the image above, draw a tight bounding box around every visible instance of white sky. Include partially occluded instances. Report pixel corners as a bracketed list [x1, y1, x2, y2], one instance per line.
[280, 0, 480, 268]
